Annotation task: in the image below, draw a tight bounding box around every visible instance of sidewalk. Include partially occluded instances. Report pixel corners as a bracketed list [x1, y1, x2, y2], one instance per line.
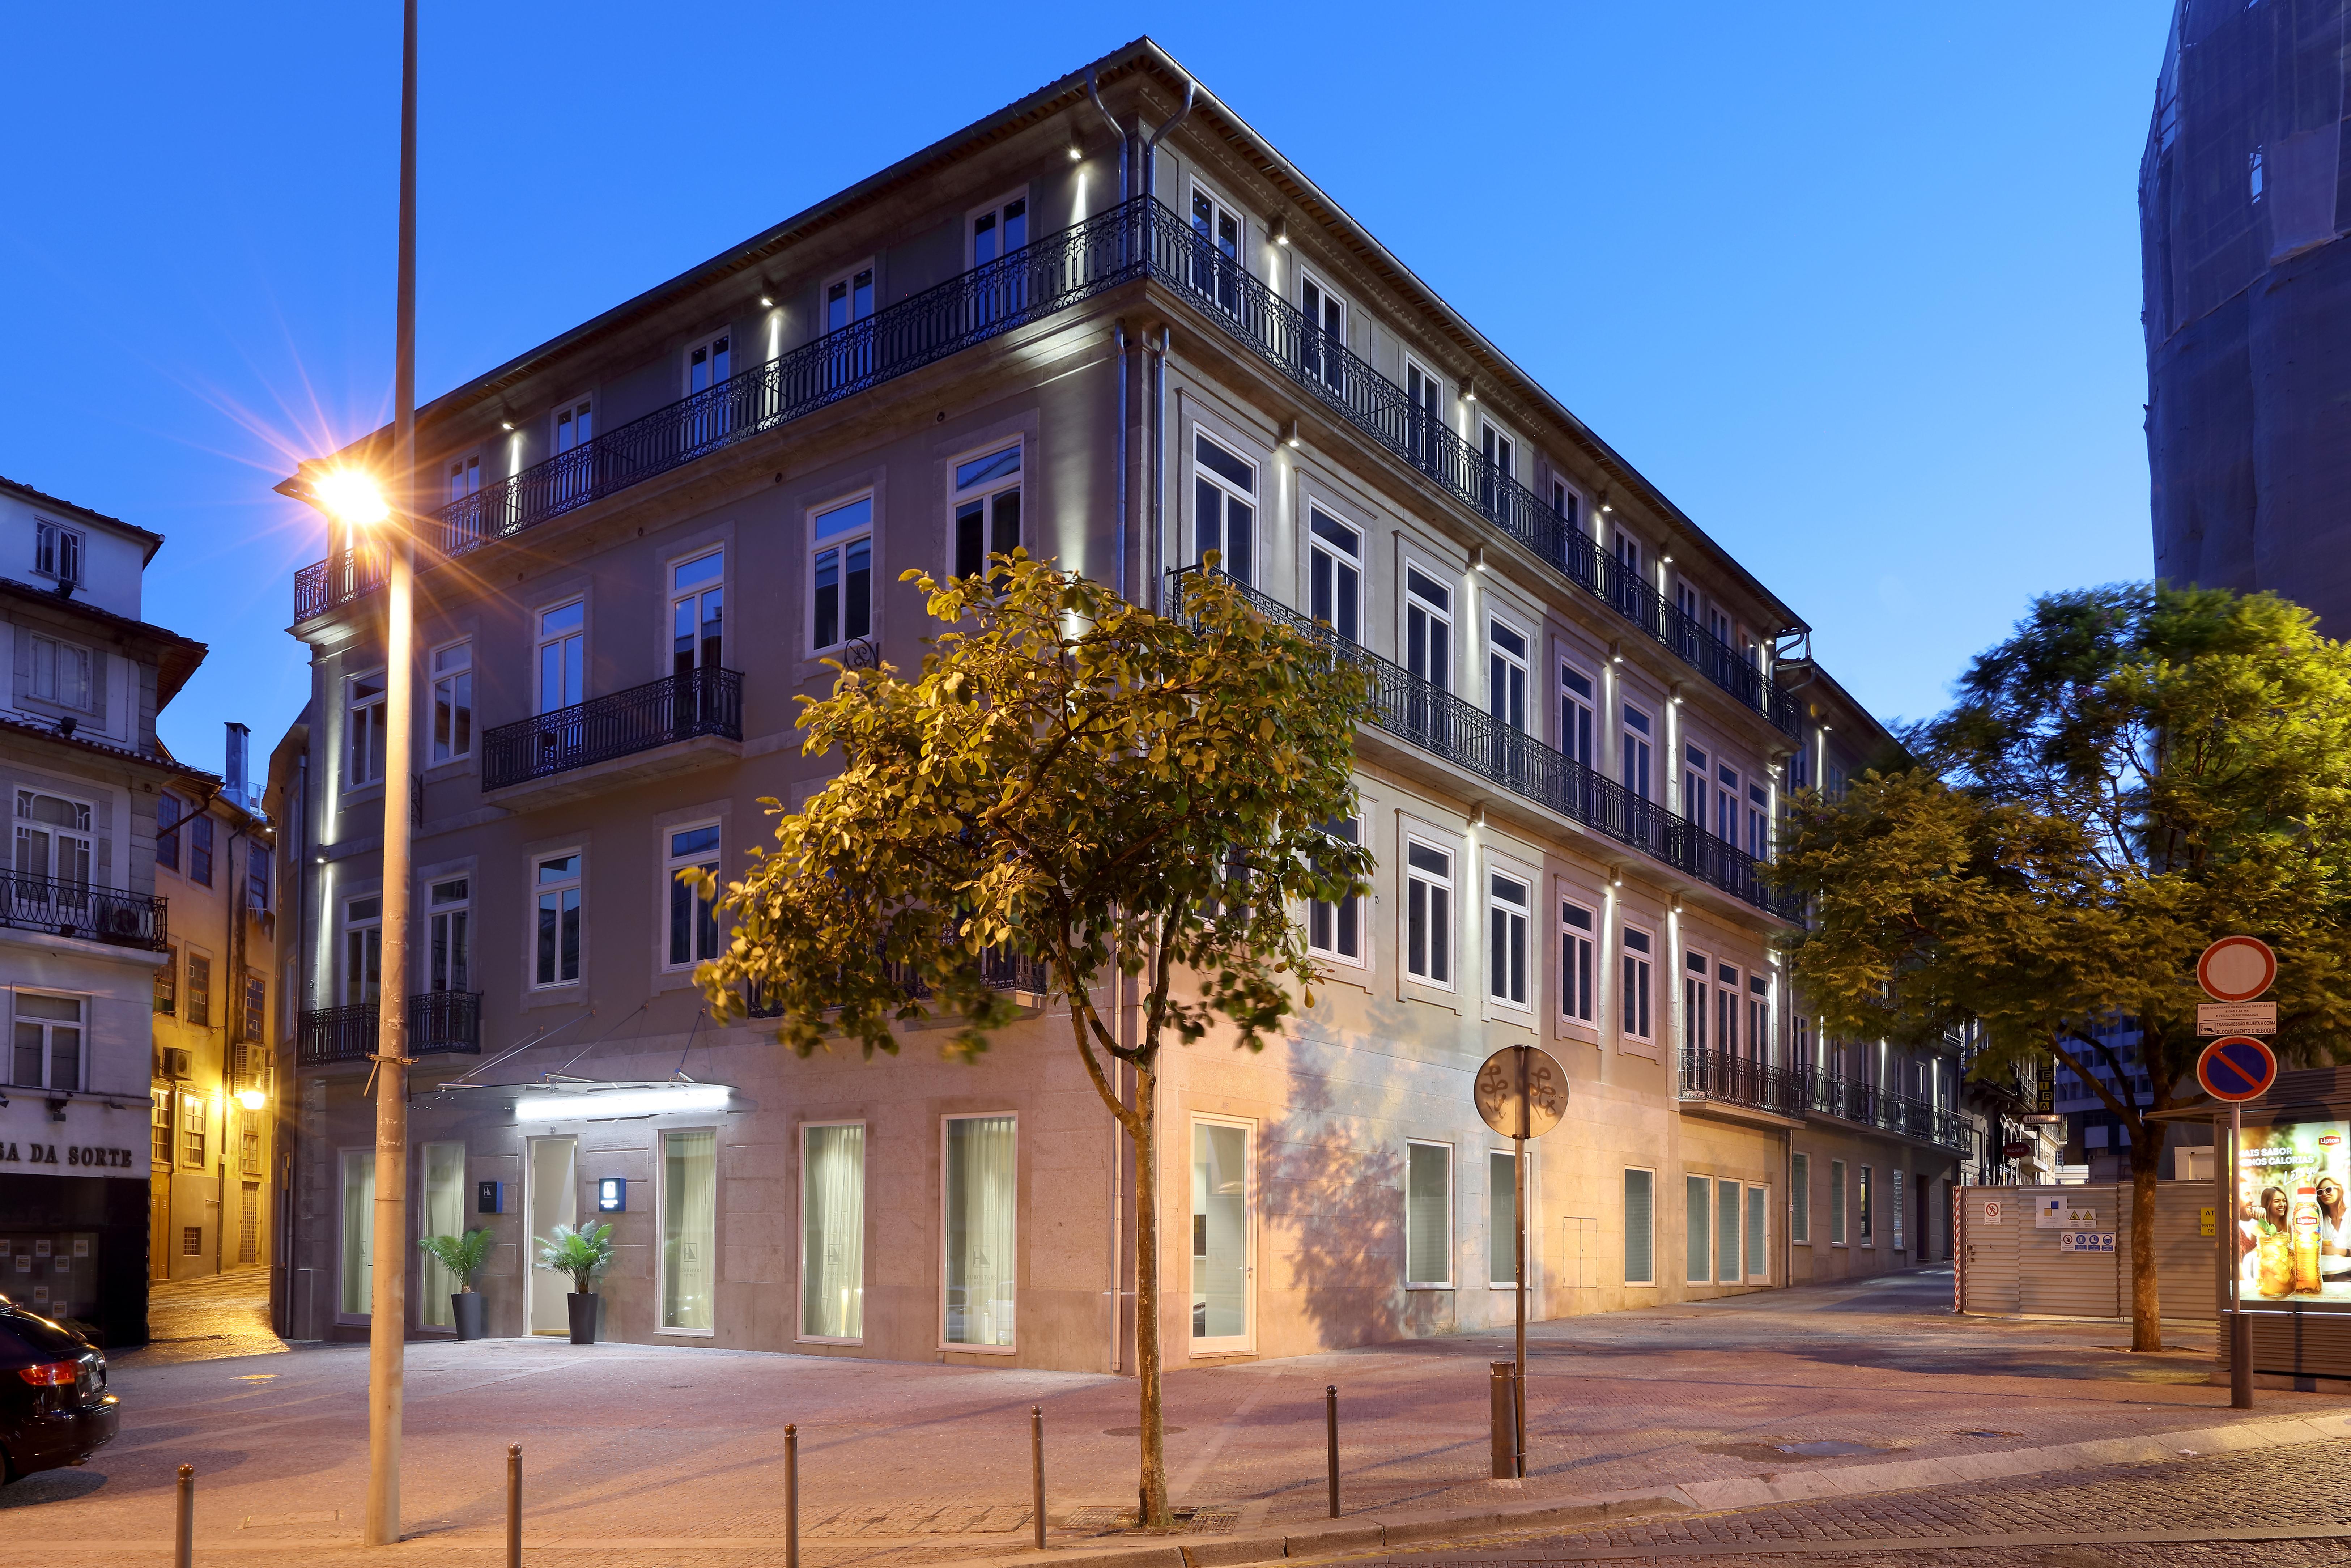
[5, 1268, 2344, 1566]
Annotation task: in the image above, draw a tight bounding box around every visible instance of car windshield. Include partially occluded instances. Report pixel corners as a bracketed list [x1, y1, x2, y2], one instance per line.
[0, 1308, 91, 1359]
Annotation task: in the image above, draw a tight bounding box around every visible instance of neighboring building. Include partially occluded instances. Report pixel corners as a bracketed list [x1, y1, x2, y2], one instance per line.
[260, 711, 310, 1334]
[148, 722, 278, 1284]
[275, 40, 1966, 1364]
[2142, 0, 2351, 632]
[0, 475, 208, 1348]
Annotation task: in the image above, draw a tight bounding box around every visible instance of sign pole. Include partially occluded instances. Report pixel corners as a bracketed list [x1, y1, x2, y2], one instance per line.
[1514, 1047, 1528, 1480]
[2229, 1101, 2253, 1409]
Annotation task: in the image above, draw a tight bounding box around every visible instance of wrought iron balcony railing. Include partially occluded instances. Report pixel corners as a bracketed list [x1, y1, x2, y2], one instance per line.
[1804, 1072, 1973, 1154]
[1169, 568, 1801, 921]
[289, 198, 1799, 736]
[297, 991, 482, 1068]
[1679, 1048, 1809, 1118]
[0, 872, 168, 952]
[481, 667, 742, 791]
[743, 947, 1053, 1019]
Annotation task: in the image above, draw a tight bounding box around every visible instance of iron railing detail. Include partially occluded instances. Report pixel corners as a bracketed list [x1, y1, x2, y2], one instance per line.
[297, 991, 482, 1067]
[1679, 1049, 1810, 1118]
[0, 873, 167, 952]
[481, 667, 742, 790]
[1804, 1072, 1973, 1154]
[743, 947, 1053, 1019]
[1169, 568, 1800, 920]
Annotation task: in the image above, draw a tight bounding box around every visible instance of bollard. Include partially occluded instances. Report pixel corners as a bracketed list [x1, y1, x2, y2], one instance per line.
[2231, 1311, 2256, 1410]
[1488, 1362, 1515, 1480]
[1324, 1385, 1340, 1519]
[175, 1464, 194, 1568]
[506, 1444, 522, 1568]
[1031, 1405, 1047, 1550]
[785, 1423, 800, 1568]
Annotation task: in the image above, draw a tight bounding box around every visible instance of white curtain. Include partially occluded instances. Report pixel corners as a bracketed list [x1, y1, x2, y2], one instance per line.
[339, 1149, 375, 1316]
[801, 1124, 865, 1339]
[663, 1130, 717, 1331]
[945, 1116, 1015, 1346]
[419, 1143, 466, 1326]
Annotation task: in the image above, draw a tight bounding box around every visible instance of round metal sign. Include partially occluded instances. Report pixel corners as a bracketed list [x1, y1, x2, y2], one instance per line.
[2198, 936, 2277, 1003]
[2197, 1035, 2278, 1103]
[1474, 1045, 1566, 1139]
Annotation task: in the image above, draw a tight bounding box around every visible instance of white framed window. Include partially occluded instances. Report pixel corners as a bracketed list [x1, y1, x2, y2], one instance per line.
[1683, 947, 1710, 1057]
[685, 330, 732, 396]
[446, 454, 481, 507]
[1487, 1148, 1523, 1288]
[430, 641, 472, 764]
[1623, 1168, 1655, 1285]
[1559, 658, 1596, 769]
[941, 1113, 1017, 1351]
[1192, 432, 1257, 583]
[343, 896, 381, 1006]
[1682, 742, 1710, 825]
[29, 633, 92, 711]
[1307, 815, 1362, 964]
[9, 991, 83, 1091]
[1748, 1184, 1769, 1279]
[1621, 701, 1654, 799]
[1830, 1158, 1848, 1245]
[1403, 837, 1453, 987]
[185, 949, 213, 1030]
[1405, 358, 1444, 467]
[533, 853, 582, 988]
[952, 443, 1022, 582]
[671, 550, 724, 676]
[1190, 1116, 1255, 1348]
[1479, 422, 1514, 516]
[1487, 869, 1529, 1009]
[1187, 183, 1245, 314]
[1488, 617, 1528, 732]
[1300, 270, 1346, 387]
[665, 823, 722, 969]
[1685, 1174, 1712, 1286]
[346, 670, 387, 787]
[180, 1089, 207, 1167]
[801, 1121, 866, 1343]
[1791, 1152, 1811, 1245]
[33, 520, 84, 585]
[1306, 505, 1361, 642]
[1560, 897, 1595, 1024]
[1620, 922, 1654, 1043]
[14, 789, 91, 886]
[1748, 972, 1771, 1068]
[536, 602, 585, 714]
[1406, 567, 1451, 692]
[824, 263, 875, 333]
[338, 1148, 375, 1319]
[553, 396, 593, 453]
[659, 1128, 718, 1334]
[419, 1142, 468, 1327]
[427, 877, 470, 993]
[1552, 480, 1582, 533]
[1404, 1140, 1452, 1288]
[1716, 761, 1742, 845]
[969, 194, 1029, 266]
[1747, 780, 1770, 860]
[811, 495, 874, 652]
[155, 791, 186, 875]
[1612, 525, 1642, 579]
[1716, 1178, 1743, 1284]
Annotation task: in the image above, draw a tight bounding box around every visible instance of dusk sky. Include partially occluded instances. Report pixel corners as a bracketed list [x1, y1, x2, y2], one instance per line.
[3, 3, 2170, 772]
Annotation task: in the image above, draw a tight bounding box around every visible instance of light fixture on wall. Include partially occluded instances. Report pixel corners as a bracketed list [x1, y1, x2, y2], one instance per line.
[499, 421, 515, 432]
[1270, 215, 1290, 246]
[1468, 543, 1488, 573]
[1067, 139, 1084, 163]
[1661, 552, 1674, 564]
[1460, 377, 1478, 404]
[1280, 417, 1301, 449]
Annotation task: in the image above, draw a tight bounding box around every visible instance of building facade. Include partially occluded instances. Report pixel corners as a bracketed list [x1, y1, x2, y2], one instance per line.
[2142, 0, 2351, 634]
[0, 475, 209, 1348]
[276, 42, 1967, 1364]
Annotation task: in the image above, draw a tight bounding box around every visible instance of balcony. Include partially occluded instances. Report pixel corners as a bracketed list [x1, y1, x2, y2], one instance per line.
[289, 197, 1800, 735]
[1804, 1073, 1973, 1156]
[481, 667, 742, 796]
[297, 991, 481, 1068]
[1170, 568, 1801, 922]
[744, 948, 1053, 1019]
[1679, 1048, 1808, 1123]
[0, 872, 168, 952]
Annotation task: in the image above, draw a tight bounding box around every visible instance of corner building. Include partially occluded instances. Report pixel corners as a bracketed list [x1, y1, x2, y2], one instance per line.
[278, 41, 1966, 1363]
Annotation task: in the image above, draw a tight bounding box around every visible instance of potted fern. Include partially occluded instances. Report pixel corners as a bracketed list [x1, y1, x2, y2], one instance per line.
[417, 1229, 495, 1340]
[536, 1222, 614, 1344]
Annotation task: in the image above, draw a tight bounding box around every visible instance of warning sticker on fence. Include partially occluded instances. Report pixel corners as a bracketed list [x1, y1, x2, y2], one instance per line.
[1980, 1200, 2004, 1225]
[2058, 1230, 2117, 1254]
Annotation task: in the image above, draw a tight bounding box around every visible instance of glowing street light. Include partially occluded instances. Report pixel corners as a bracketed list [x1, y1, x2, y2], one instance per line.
[313, 469, 389, 528]
[234, 1088, 268, 1113]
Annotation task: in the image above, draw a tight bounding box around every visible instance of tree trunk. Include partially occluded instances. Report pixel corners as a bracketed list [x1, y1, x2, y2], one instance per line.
[2128, 1118, 2167, 1352]
[1133, 1059, 1171, 1525]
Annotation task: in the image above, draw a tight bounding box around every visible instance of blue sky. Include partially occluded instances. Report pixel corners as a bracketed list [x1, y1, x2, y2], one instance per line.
[2, 3, 2169, 770]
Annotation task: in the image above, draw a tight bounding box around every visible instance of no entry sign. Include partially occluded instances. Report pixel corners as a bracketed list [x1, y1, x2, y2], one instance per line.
[2197, 1035, 2277, 1102]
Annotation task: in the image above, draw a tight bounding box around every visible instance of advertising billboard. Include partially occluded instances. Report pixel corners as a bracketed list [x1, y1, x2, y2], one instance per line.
[2236, 1121, 2351, 1301]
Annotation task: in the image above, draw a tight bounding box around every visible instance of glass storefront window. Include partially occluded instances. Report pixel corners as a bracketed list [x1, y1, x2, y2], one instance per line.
[1191, 1122, 1248, 1342]
[418, 1142, 466, 1327]
[662, 1130, 717, 1332]
[339, 1148, 375, 1317]
[943, 1115, 1015, 1347]
[801, 1123, 864, 1340]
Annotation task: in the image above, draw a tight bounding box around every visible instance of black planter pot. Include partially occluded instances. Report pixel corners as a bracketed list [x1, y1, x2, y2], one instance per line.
[565, 1292, 598, 1345]
[451, 1291, 486, 1341]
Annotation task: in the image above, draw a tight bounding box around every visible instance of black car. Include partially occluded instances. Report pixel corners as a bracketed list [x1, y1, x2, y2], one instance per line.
[0, 1291, 118, 1484]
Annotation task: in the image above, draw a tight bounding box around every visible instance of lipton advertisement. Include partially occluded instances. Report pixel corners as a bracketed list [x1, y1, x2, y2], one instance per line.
[2235, 1122, 2351, 1300]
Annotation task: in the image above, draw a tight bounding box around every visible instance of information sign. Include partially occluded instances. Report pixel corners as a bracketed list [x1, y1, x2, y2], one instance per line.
[2198, 1001, 2277, 1037]
[2058, 1230, 2118, 1255]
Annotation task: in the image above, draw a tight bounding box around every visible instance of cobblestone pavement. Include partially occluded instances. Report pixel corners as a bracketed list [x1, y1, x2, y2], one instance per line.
[131, 1269, 288, 1366]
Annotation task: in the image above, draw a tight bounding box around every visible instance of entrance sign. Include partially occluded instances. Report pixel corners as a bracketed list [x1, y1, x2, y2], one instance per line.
[2198, 1001, 2277, 1037]
[2199, 1036, 2278, 1103]
[2198, 936, 2278, 1003]
[1471, 1043, 1565, 1484]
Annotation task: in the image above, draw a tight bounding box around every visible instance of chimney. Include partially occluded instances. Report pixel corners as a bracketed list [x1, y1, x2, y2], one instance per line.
[224, 722, 250, 811]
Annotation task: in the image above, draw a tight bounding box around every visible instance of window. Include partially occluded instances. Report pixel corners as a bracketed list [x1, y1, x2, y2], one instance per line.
[182, 1092, 207, 1168]
[446, 455, 480, 507]
[1488, 1149, 1518, 1287]
[29, 633, 91, 710]
[183, 949, 214, 1029]
[1307, 816, 1361, 963]
[1191, 1121, 1250, 1342]
[1683, 744, 1710, 825]
[811, 496, 874, 651]
[942, 1114, 1016, 1348]
[243, 972, 266, 1040]
[685, 331, 732, 395]
[825, 265, 875, 333]
[241, 1129, 262, 1178]
[1404, 840, 1452, 986]
[534, 854, 582, 987]
[15, 790, 91, 886]
[189, 812, 214, 887]
[1685, 1174, 1711, 1285]
[1479, 423, 1514, 517]
[661, 1129, 717, 1333]
[1405, 1141, 1451, 1287]
[1552, 481, 1581, 533]
[1488, 620, 1528, 732]
[339, 1148, 374, 1317]
[1193, 434, 1256, 583]
[1622, 702, 1653, 799]
[428, 878, 470, 994]
[952, 446, 1021, 583]
[1718, 961, 1742, 1063]
[1716, 762, 1740, 845]
[1623, 1168, 1655, 1284]
[552, 398, 594, 503]
[1891, 1169, 1906, 1253]
[1559, 661, 1596, 769]
[802, 1122, 865, 1340]
[972, 196, 1028, 266]
[342, 898, 380, 1006]
[1747, 1185, 1769, 1279]
[156, 792, 184, 874]
[1747, 780, 1769, 860]
[2250, 147, 2265, 201]
[10, 991, 82, 1090]
[1406, 568, 1451, 692]
[154, 948, 177, 1016]
[671, 551, 724, 675]
[1621, 923, 1654, 1042]
[183, 1225, 203, 1257]
[1188, 186, 1244, 313]
[1559, 898, 1595, 1024]
[431, 642, 473, 764]
[1858, 1165, 1874, 1244]
[1683, 949, 1709, 1057]
[34, 520, 84, 585]
[1717, 1180, 1742, 1284]
[1830, 1159, 1847, 1244]
[1613, 526, 1642, 579]
[1749, 973, 1771, 1068]
[1406, 360, 1444, 469]
[419, 1142, 467, 1328]
[666, 824, 722, 968]
[1307, 506, 1360, 642]
[150, 1090, 172, 1166]
[246, 844, 270, 913]
[1488, 871, 1529, 1008]
[1301, 271, 1346, 387]
[1791, 1152, 1811, 1244]
[537, 602, 585, 713]
[347, 670, 387, 786]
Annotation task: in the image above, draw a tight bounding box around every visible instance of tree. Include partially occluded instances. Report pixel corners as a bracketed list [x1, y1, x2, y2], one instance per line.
[1774, 585, 2351, 1350]
[692, 553, 1373, 1522]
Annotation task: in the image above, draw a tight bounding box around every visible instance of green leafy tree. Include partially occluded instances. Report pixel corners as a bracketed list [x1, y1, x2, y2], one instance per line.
[1774, 585, 2351, 1350]
[693, 553, 1373, 1522]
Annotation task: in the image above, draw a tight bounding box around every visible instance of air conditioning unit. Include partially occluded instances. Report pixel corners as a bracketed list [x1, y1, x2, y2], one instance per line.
[159, 1046, 193, 1080]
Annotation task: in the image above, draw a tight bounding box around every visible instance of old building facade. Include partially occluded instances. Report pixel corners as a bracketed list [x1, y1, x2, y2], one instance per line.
[276, 41, 1966, 1364]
